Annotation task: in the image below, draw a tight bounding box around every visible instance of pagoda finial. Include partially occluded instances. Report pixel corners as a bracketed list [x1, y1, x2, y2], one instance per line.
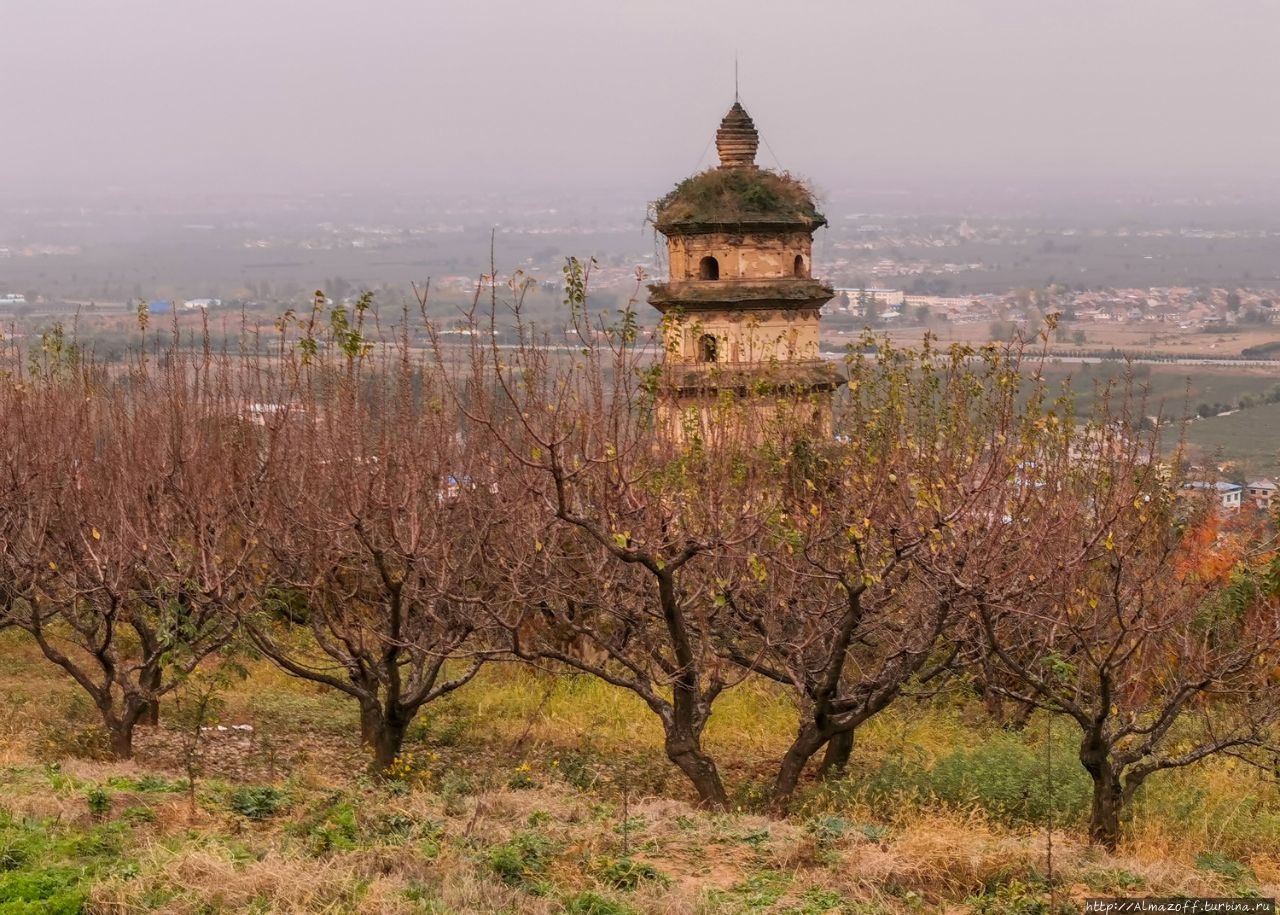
[716, 99, 758, 169]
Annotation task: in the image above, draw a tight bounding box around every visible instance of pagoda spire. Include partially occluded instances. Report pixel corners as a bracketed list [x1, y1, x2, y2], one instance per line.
[715, 101, 758, 169]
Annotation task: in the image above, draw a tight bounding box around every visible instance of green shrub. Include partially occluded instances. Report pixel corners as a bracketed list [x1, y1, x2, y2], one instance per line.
[967, 879, 1054, 915]
[85, 788, 111, 819]
[417, 820, 445, 855]
[422, 704, 472, 748]
[438, 770, 474, 799]
[0, 816, 128, 915]
[818, 731, 1091, 828]
[105, 775, 184, 794]
[507, 769, 539, 790]
[592, 855, 667, 891]
[377, 812, 415, 840]
[487, 831, 557, 890]
[1195, 851, 1255, 881]
[564, 891, 639, 915]
[792, 887, 857, 914]
[729, 871, 791, 909]
[553, 751, 599, 791]
[729, 827, 771, 849]
[730, 779, 770, 812]
[804, 815, 850, 845]
[839, 754, 927, 807]
[612, 817, 644, 838]
[304, 802, 359, 856]
[65, 825, 123, 860]
[0, 868, 85, 915]
[227, 786, 288, 820]
[0, 844, 28, 874]
[927, 733, 1090, 826]
[121, 806, 157, 825]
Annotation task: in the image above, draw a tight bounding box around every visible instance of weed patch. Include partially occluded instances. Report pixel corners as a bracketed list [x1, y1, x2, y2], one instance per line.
[810, 730, 1091, 828]
[564, 890, 640, 915]
[967, 878, 1059, 915]
[591, 855, 667, 891]
[487, 831, 558, 892]
[227, 785, 289, 820]
[0, 815, 126, 915]
[105, 774, 185, 793]
[1195, 851, 1255, 882]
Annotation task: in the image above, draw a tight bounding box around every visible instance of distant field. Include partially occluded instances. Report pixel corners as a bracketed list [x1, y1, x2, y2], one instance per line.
[859, 319, 1280, 359]
[831, 225, 1280, 294]
[1036, 363, 1280, 476]
[842, 349, 1280, 475]
[1030, 363, 1280, 476]
[1182, 400, 1280, 475]
[1033, 362, 1280, 412]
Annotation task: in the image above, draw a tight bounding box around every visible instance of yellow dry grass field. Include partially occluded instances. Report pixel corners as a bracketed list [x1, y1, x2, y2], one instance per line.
[0, 630, 1277, 914]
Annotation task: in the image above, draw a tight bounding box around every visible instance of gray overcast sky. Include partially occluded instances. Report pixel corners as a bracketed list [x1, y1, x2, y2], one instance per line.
[5, 0, 1279, 200]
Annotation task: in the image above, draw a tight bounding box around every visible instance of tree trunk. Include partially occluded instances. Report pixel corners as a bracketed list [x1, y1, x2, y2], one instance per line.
[820, 729, 855, 778]
[1081, 741, 1123, 850]
[142, 667, 162, 726]
[980, 683, 1005, 723]
[770, 727, 829, 810]
[654, 571, 726, 809]
[359, 701, 381, 747]
[94, 689, 153, 760]
[371, 717, 408, 775]
[102, 705, 145, 761]
[665, 737, 728, 810]
[108, 723, 134, 760]
[1087, 770, 1123, 850]
[360, 699, 410, 776]
[1004, 698, 1035, 732]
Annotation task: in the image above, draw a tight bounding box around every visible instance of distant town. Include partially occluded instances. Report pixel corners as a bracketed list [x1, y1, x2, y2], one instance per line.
[5, 187, 1280, 320]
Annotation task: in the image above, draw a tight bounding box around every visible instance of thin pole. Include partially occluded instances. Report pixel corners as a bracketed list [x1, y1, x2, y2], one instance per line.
[1046, 711, 1055, 901]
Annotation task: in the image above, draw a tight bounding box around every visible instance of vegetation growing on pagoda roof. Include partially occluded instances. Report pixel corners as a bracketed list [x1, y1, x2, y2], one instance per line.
[651, 167, 826, 233]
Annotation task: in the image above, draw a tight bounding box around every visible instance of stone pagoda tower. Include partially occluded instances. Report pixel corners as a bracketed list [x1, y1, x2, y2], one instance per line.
[648, 100, 840, 444]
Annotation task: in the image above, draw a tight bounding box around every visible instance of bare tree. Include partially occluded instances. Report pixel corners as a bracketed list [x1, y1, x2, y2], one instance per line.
[438, 272, 1109, 813]
[0, 350, 258, 758]
[712, 338, 1067, 806]
[242, 299, 499, 774]
[959, 411, 1280, 849]
[444, 259, 784, 808]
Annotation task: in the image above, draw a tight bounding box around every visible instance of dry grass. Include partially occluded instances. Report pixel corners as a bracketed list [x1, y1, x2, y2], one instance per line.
[90, 847, 395, 914]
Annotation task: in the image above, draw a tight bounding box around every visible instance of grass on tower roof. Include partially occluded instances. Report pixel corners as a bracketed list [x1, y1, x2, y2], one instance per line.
[651, 167, 826, 232]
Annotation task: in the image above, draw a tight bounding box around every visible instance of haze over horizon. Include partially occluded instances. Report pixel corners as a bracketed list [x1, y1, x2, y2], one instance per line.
[5, 0, 1280, 208]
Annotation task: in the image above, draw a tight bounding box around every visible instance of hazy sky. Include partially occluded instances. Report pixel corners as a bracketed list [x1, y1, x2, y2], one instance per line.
[5, 0, 1279, 200]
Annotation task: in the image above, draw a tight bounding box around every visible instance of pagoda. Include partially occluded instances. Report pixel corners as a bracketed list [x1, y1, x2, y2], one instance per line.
[648, 101, 840, 444]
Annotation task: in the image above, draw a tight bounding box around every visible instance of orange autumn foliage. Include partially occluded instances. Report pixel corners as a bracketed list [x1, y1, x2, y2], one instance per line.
[1175, 510, 1276, 586]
